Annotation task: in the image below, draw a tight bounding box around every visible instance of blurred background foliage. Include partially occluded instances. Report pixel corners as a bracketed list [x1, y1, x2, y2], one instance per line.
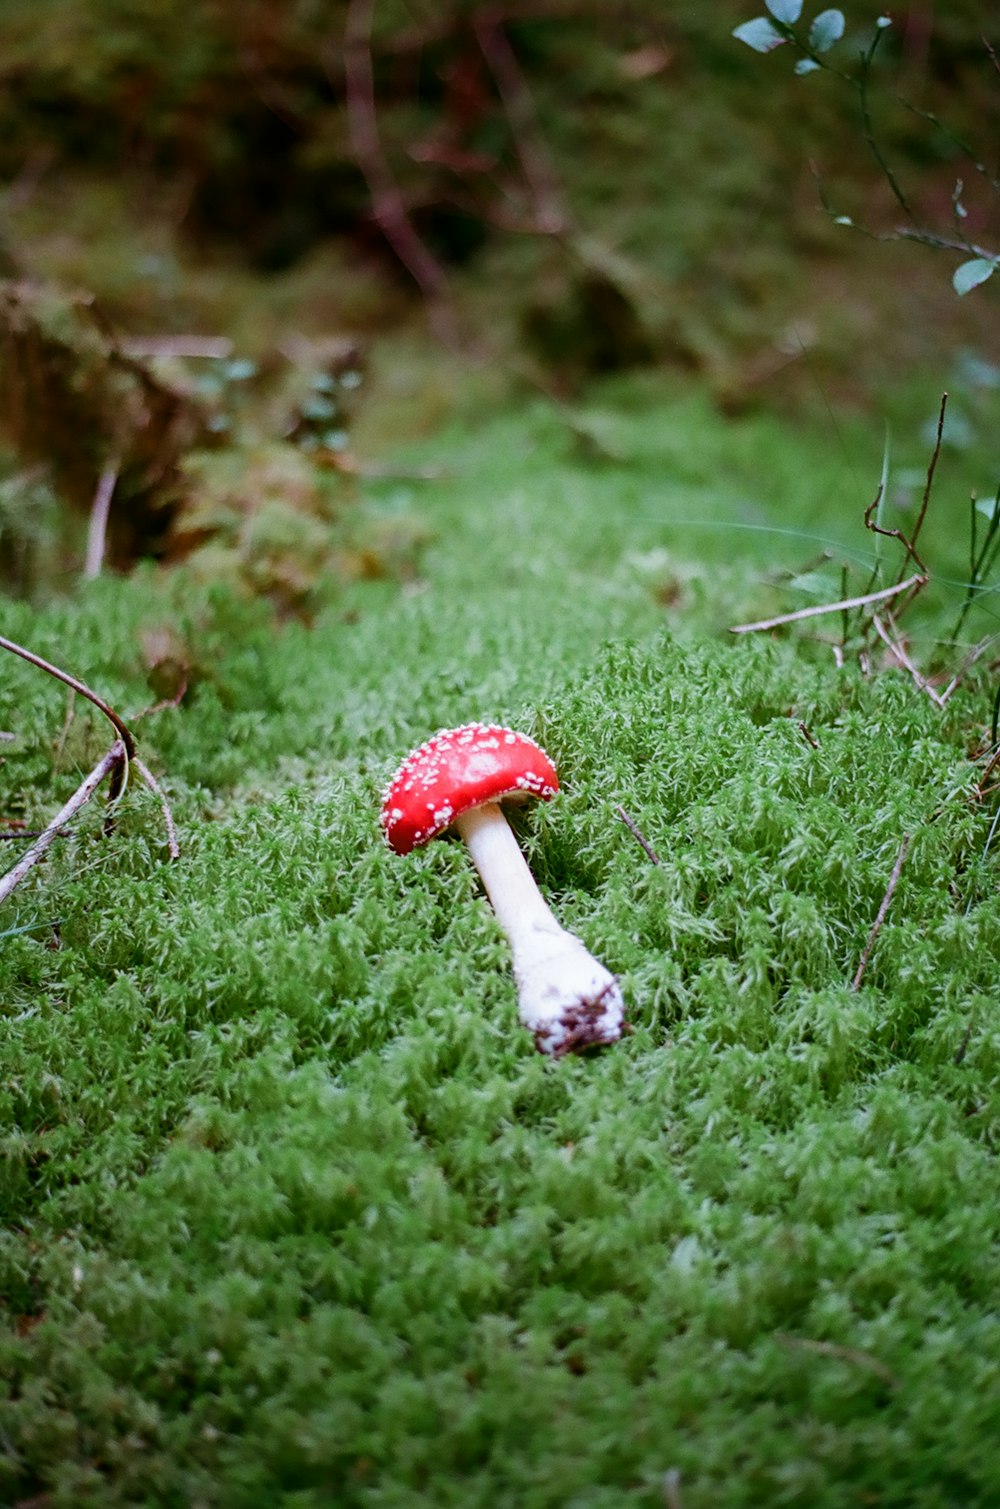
[0, 0, 998, 594]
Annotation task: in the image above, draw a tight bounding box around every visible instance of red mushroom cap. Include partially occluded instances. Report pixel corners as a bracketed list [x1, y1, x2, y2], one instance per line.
[380, 723, 559, 855]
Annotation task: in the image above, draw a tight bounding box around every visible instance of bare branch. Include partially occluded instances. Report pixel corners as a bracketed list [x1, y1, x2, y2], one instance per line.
[0, 636, 136, 760]
[0, 742, 125, 907]
[119, 336, 234, 360]
[83, 461, 119, 581]
[615, 804, 661, 866]
[134, 757, 180, 860]
[338, 0, 461, 349]
[851, 834, 912, 991]
[729, 574, 927, 635]
[871, 613, 945, 708]
[474, 9, 570, 235]
[776, 1333, 899, 1389]
[900, 392, 946, 586]
[864, 484, 927, 576]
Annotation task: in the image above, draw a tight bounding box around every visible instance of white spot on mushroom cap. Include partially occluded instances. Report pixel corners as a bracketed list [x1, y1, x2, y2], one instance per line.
[379, 721, 559, 852]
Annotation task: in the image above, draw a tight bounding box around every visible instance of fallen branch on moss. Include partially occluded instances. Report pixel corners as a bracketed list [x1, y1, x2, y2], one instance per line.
[851, 833, 912, 992]
[729, 573, 926, 635]
[0, 741, 127, 906]
[0, 635, 178, 905]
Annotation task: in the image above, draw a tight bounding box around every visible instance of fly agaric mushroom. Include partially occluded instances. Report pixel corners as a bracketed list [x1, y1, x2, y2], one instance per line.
[380, 723, 624, 1055]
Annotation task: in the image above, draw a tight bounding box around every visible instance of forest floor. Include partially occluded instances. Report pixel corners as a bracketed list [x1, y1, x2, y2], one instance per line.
[2, 358, 1000, 1504]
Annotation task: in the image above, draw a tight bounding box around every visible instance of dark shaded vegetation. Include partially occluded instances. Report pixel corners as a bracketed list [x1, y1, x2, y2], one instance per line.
[1, 1, 998, 599]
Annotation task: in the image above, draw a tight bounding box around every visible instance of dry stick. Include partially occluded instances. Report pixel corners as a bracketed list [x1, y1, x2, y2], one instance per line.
[119, 335, 234, 360]
[83, 461, 119, 581]
[0, 636, 178, 853]
[937, 636, 995, 706]
[870, 612, 946, 708]
[899, 391, 947, 588]
[341, 0, 461, 349]
[0, 742, 125, 907]
[661, 1468, 684, 1509]
[729, 573, 927, 636]
[134, 756, 180, 860]
[0, 635, 135, 759]
[864, 484, 927, 576]
[776, 1333, 899, 1390]
[976, 742, 1000, 796]
[615, 804, 661, 866]
[851, 834, 912, 992]
[474, 9, 569, 235]
[0, 829, 71, 841]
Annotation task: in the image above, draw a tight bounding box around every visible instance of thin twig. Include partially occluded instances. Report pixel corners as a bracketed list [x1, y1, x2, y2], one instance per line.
[730, 574, 926, 635]
[870, 613, 945, 708]
[83, 462, 119, 581]
[851, 834, 912, 991]
[0, 831, 70, 842]
[615, 804, 661, 865]
[898, 392, 947, 588]
[975, 742, 1000, 797]
[0, 743, 125, 907]
[798, 721, 820, 749]
[953, 1021, 973, 1065]
[939, 636, 996, 707]
[864, 484, 926, 576]
[0, 636, 136, 761]
[119, 335, 234, 360]
[339, 0, 461, 348]
[134, 757, 180, 860]
[776, 1333, 899, 1389]
[474, 9, 569, 235]
[857, 28, 915, 225]
[661, 1468, 684, 1509]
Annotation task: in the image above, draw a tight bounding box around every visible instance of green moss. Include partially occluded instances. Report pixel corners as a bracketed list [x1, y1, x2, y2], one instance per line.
[2, 384, 1000, 1505]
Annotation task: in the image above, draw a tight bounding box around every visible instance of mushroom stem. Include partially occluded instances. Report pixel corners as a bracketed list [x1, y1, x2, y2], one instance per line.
[454, 801, 624, 1055]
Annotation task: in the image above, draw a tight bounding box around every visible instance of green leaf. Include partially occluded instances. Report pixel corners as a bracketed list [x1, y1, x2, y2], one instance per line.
[765, 0, 803, 21]
[953, 258, 996, 296]
[876, 15, 892, 27]
[795, 57, 822, 74]
[809, 9, 845, 52]
[975, 494, 1000, 523]
[733, 16, 787, 51]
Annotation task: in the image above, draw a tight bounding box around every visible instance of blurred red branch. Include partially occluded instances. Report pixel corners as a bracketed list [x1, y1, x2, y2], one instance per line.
[338, 0, 462, 349]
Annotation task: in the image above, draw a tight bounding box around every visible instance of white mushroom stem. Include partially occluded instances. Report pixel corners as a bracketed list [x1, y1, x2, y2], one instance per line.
[454, 801, 624, 1055]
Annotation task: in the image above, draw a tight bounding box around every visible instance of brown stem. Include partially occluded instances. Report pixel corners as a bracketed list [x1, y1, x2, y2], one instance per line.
[864, 484, 927, 576]
[851, 834, 912, 991]
[898, 392, 947, 587]
[870, 614, 945, 708]
[0, 742, 125, 906]
[0, 636, 136, 760]
[729, 574, 926, 635]
[614, 803, 661, 865]
[340, 0, 461, 349]
[474, 8, 569, 235]
[134, 757, 180, 860]
[84, 461, 119, 581]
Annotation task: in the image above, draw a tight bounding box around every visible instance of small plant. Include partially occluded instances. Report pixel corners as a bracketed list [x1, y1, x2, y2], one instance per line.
[731, 391, 1000, 723]
[733, 2, 1000, 296]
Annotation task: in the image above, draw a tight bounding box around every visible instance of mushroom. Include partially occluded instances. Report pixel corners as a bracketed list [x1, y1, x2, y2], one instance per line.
[380, 722, 625, 1056]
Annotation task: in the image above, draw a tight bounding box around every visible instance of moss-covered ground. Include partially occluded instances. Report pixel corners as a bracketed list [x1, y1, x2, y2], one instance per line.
[2, 375, 1000, 1506]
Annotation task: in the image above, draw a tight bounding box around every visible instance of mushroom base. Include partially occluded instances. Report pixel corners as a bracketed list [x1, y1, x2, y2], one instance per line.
[454, 801, 625, 1056]
[511, 920, 626, 1056]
